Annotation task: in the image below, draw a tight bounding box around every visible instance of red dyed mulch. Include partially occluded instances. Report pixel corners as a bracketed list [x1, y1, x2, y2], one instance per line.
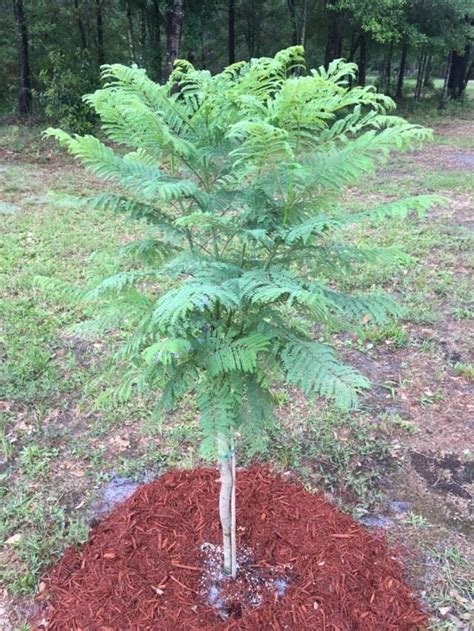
[35, 466, 427, 630]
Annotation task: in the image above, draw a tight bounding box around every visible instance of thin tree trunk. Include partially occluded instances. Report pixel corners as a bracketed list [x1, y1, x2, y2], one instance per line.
[324, 10, 343, 67]
[96, 0, 105, 67]
[358, 32, 367, 86]
[300, 0, 308, 47]
[386, 41, 393, 94]
[164, 0, 184, 80]
[348, 31, 360, 62]
[126, 0, 136, 62]
[423, 53, 432, 87]
[287, 0, 298, 46]
[230, 436, 237, 575]
[439, 51, 452, 109]
[244, 4, 263, 57]
[228, 0, 235, 64]
[287, 0, 308, 59]
[414, 51, 427, 101]
[150, 0, 162, 82]
[139, 8, 146, 65]
[347, 29, 360, 87]
[396, 42, 408, 98]
[13, 0, 32, 115]
[414, 53, 422, 100]
[74, 0, 87, 50]
[380, 41, 393, 94]
[217, 433, 237, 578]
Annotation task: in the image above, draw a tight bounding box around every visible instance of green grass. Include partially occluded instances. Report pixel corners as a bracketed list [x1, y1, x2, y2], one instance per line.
[0, 166, 142, 405]
[0, 139, 151, 599]
[427, 546, 474, 630]
[454, 363, 474, 381]
[262, 408, 390, 509]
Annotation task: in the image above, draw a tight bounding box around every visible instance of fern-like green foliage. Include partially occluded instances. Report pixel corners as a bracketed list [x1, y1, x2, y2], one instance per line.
[42, 47, 440, 459]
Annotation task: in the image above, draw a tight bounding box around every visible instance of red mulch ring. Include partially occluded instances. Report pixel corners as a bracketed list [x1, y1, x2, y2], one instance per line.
[34, 466, 427, 630]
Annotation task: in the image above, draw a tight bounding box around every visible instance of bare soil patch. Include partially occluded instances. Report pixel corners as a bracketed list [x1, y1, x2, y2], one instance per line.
[409, 145, 474, 171]
[410, 452, 473, 500]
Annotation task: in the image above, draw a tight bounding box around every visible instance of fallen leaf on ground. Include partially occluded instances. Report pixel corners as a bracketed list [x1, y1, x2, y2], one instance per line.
[5, 533, 23, 545]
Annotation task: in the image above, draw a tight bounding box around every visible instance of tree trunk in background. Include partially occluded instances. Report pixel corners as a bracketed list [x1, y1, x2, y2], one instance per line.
[348, 30, 360, 62]
[396, 42, 408, 98]
[126, 0, 136, 63]
[228, 0, 235, 64]
[463, 62, 473, 92]
[287, 0, 298, 46]
[287, 0, 308, 47]
[448, 45, 471, 99]
[74, 0, 87, 50]
[164, 0, 184, 80]
[386, 41, 393, 94]
[423, 53, 432, 87]
[324, 10, 343, 67]
[13, 0, 32, 115]
[139, 8, 146, 65]
[149, 0, 162, 82]
[347, 30, 360, 87]
[358, 32, 367, 86]
[414, 51, 427, 101]
[244, 2, 264, 58]
[300, 0, 308, 47]
[439, 51, 452, 109]
[96, 0, 105, 67]
[380, 40, 393, 94]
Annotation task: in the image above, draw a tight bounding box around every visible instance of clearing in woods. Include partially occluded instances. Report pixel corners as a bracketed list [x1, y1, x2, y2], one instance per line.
[0, 113, 473, 629]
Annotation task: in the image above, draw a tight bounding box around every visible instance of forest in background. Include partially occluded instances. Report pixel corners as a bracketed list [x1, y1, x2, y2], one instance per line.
[2, 1, 473, 130]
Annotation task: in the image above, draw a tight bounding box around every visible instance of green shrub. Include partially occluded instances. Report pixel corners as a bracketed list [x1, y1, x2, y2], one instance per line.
[38, 49, 97, 133]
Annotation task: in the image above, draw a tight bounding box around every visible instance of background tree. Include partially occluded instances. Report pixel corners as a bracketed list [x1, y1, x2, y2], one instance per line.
[96, 0, 106, 67]
[43, 47, 437, 577]
[74, 0, 88, 50]
[229, 0, 236, 64]
[0, 0, 472, 119]
[13, 0, 32, 114]
[327, 0, 406, 87]
[164, 0, 184, 79]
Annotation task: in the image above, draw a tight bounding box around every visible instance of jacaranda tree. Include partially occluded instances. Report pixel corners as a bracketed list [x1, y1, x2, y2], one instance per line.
[44, 47, 437, 578]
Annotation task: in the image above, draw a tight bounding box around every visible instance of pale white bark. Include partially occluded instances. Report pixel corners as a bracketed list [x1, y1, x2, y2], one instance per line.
[230, 437, 237, 575]
[217, 433, 237, 578]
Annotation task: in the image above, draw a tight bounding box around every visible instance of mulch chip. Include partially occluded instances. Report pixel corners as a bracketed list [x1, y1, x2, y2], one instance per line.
[34, 466, 427, 630]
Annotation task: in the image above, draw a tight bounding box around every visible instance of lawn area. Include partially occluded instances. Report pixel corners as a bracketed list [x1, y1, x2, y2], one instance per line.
[1, 105, 473, 629]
